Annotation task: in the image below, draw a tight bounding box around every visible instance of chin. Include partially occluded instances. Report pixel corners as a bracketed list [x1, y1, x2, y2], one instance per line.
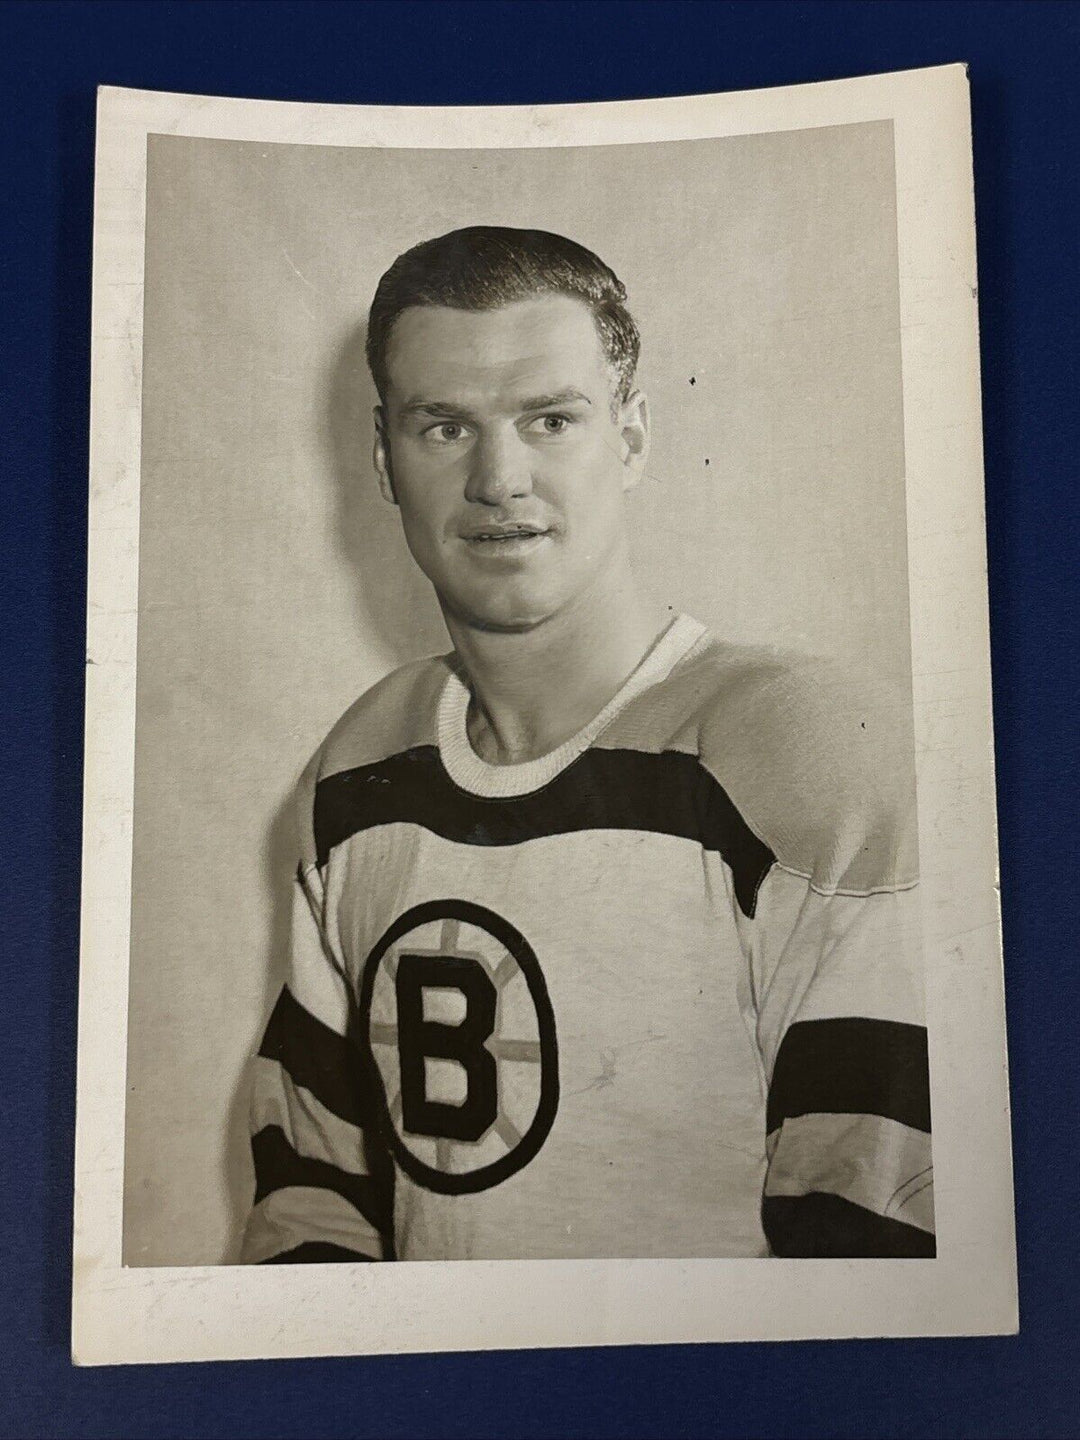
[445, 585, 562, 635]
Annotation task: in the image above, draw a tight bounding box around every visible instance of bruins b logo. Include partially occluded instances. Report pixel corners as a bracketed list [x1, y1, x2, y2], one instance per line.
[357, 900, 559, 1194]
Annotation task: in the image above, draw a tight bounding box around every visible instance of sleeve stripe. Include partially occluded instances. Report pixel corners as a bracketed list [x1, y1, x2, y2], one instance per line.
[252, 1124, 388, 1234]
[257, 986, 370, 1128]
[258, 1242, 376, 1264]
[767, 1017, 931, 1135]
[241, 1185, 384, 1264]
[763, 1192, 937, 1258]
[251, 1055, 369, 1178]
[765, 1111, 934, 1234]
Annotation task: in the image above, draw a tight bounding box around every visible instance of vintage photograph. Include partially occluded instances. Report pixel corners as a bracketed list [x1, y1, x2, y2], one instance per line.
[76, 70, 1013, 1361]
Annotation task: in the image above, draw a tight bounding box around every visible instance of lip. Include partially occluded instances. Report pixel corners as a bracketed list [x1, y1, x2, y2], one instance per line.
[459, 524, 553, 561]
[460, 522, 551, 541]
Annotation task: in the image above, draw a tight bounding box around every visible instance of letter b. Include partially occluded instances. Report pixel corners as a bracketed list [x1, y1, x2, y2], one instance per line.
[395, 953, 498, 1142]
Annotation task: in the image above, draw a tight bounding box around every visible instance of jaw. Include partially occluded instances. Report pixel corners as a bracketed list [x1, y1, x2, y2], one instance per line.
[438, 569, 565, 635]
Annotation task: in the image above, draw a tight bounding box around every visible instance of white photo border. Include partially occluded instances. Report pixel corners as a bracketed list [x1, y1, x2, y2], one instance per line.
[74, 65, 1016, 1365]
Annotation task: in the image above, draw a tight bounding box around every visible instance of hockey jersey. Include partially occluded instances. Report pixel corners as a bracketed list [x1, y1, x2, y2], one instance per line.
[241, 614, 934, 1263]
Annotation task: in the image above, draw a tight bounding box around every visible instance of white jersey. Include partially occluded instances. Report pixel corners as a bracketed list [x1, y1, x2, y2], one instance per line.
[242, 615, 934, 1263]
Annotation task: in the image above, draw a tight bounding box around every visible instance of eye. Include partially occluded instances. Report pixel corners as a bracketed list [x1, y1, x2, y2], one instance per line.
[527, 412, 574, 435]
[424, 421, 468, 445]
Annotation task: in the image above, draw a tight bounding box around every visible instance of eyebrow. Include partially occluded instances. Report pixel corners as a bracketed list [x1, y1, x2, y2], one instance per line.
[517, 389, 593, 411]
[399, 388, 594, 419]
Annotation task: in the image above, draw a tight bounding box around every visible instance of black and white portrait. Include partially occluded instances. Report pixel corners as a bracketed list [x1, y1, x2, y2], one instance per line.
[77, 72, 1012, 1361]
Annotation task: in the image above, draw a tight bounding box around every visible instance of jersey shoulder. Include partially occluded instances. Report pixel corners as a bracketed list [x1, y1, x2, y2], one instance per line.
[293, 653, 451, 864]
[315, 653, 451, 779]
[605, 632, 918, 894]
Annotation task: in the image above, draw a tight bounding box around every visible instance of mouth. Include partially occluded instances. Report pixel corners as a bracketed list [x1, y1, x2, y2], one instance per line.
[460, 523, 553, 558]
[462, 523, 551, 544]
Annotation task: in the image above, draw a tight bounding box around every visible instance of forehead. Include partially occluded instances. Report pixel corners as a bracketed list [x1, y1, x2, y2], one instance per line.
[383, 295, 611, 406]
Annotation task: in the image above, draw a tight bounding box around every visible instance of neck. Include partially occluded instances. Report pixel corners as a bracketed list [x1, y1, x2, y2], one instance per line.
[442, 562, 669, 765]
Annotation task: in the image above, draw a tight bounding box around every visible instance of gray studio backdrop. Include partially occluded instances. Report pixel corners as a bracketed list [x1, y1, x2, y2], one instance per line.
[124, 121, 911, 1265]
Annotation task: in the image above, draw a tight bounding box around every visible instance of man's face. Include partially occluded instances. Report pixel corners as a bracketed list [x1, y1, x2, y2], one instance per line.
[374, 295, 649, 632]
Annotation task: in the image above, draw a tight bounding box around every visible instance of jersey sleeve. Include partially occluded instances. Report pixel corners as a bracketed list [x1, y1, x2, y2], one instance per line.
[240, 766, 394, 1264]
[716, 657, 935, 1258]
[749, 872, 934, 1256]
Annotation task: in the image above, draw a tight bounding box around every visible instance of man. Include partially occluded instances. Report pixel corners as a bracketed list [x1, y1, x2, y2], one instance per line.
[241, 226, 934, 1263]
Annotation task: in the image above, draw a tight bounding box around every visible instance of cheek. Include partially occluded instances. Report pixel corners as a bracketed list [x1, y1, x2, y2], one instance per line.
[543, 432, 621, 498]
[394, 464, 456, 535]
[395, 498, 452, 578]
[556, 440, 625, 514]
[562, 458, 626, 560]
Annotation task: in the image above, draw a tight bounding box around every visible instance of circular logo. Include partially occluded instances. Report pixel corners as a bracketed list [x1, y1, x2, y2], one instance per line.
[357, 899, 559, 1195]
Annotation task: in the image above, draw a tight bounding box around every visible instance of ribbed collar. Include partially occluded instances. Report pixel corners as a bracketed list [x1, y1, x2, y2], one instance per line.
[437, 613, 706, 799]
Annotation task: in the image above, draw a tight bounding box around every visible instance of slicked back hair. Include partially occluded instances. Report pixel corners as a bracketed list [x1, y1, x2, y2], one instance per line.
[366, 226, 641, 409]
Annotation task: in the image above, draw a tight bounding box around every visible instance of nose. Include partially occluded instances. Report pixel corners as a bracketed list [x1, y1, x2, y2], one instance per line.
[463, 428, 534, 507]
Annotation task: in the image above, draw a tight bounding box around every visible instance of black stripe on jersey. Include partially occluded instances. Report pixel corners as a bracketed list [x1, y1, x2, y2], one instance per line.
[766, 1018, 931, 1136]
[258, 1242, 379, 1264]
[251, 1124, 389, 1235]
[763, 1192, 937, 1258]
[314, 745, 776, 919]
[258, 987, 370, 1129]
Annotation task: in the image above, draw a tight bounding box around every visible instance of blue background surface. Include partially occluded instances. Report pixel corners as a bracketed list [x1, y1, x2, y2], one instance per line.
[2, 2, 1077, 1436]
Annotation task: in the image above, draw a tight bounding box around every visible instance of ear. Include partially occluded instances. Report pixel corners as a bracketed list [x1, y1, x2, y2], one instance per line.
[372, 405, 397, 505]
[617, 388, 650, 493]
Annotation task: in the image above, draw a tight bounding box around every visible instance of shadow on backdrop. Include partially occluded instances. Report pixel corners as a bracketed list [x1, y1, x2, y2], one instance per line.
[323, 317, 447, 667]
[220, 319, 449, 1260]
